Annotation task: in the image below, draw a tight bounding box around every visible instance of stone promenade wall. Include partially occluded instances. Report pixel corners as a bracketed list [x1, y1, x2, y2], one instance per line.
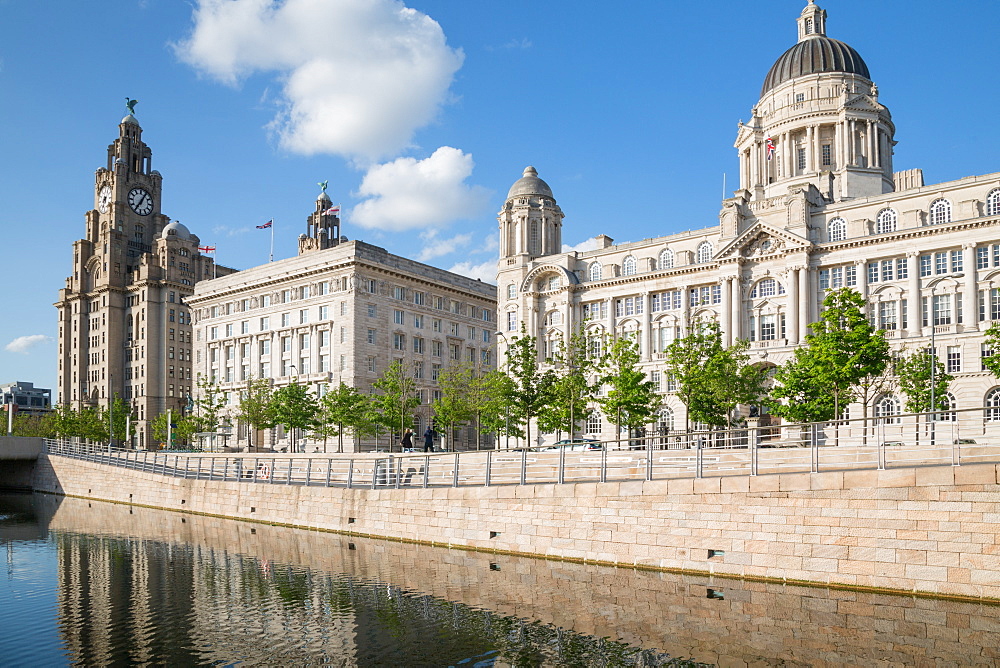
[31, 454, 1000, 600]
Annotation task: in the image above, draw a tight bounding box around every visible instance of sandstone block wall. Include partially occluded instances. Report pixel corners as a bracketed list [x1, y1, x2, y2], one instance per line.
[31, 454, 1000, 600]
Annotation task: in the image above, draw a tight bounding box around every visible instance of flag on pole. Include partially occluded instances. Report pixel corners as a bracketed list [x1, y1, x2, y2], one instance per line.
[323, 206, 340, 216]
[256, 219, 273, 229]
[198, 245, 216, 253]
[765, 137, 776, 160]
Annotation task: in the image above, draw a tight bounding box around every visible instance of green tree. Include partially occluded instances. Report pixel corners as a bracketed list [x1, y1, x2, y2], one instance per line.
[597, 335, 659, 444]
[896, 349, 953, 414]
[470, 368, 517, 449]
[191, 374, 228, 449]
[664, 320, 767, 431]
[316, 382, 376, 453]
[502, 326, 555, 449]
[150, 411, 195, 448]
[538, 327, 599, 439]
[102, 393, 131, 447]
[51, 404, 81, 439]
[270, 379, 320, 452]
[432, 362, 476, 451]
[236, 377, 277, 449]
[982, 322, 1000, 378]
[10, 412, 57, 438]
[370, 360, 420, 451]
[770, 288, 889, 423]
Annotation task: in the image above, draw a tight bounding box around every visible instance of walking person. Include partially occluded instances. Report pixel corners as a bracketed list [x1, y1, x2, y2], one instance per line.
[400, 428, 414, 452]
[423, 426, 436, 452]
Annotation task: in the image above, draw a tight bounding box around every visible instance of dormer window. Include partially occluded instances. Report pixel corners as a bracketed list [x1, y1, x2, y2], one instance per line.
[805, 17, 813, 34]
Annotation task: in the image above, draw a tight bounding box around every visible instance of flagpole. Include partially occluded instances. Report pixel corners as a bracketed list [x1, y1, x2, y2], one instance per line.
[213, 243, 217, 280]
[269, 220, 274, 263]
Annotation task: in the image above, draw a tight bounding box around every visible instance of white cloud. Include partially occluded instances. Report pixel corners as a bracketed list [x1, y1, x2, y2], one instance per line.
[5, 335, 52, 355]
[485, 37, 532, 52]
[174, 0, 464, 161]
[562, 237, 604, 253]
[415, 230, 472, 262]
[211, 225, 252, 238]
[351, 147, 490, 232]
[448, 260, 496, 284]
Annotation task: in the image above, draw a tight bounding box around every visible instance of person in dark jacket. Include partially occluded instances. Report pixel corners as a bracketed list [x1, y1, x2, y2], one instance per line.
[400, 428, 414, 451]
[423, 426, 436, 452]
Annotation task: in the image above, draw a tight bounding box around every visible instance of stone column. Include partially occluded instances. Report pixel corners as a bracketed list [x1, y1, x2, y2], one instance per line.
[640, 291, 651, 360]
[963, 243, 978, 331]
[907, 251, 920, 333]
[787, 267, 800, 344]
[806, 126, 814, 173]
[849, 119, 856, 166]
[730, 275, 741, 340]
[798, 265, 810, 336]
[855, 260, 868, 299]
[720, 277, 732, 346]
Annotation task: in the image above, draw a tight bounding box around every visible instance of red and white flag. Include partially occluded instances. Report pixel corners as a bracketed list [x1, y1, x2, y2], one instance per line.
[198, 245, 216, 253]
[323, 206, 340, 216]
[766, 137, 776, 160]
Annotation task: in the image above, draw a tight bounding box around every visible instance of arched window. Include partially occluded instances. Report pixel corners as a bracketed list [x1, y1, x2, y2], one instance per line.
[622, 255, 637, 276]
[696, 241, 713, 264]
[875, 209, 897, 234]
[875, 395, 901, 424]
[804, 17, 813, 34]
[545, 311, 562, 326]
[750, 278, 785, 298]
[589, 262, 602, 281]
[828, 217, 847, 242]
[586, 412, 602, 435]
[545, 275, 562, 291]
[987, 189, 1000, 217]
[935, 392, 957, 422]
[929, 198, 952, 225]
[658, 248, 674, 269]
[656, 407, 674, 434]
[506, 283, 516, 300]
[985, 388, 1000, 422]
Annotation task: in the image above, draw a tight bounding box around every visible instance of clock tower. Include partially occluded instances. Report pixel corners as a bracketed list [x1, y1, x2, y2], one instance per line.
[56, 104, 231, 448]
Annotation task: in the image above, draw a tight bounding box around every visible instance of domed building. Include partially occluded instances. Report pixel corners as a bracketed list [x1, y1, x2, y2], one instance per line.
[497, 1, 1000, 445]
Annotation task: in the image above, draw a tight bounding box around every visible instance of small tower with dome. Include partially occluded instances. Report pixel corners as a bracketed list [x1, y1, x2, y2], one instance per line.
[498, 166, 564, 261]
[299, 184, 341, 255]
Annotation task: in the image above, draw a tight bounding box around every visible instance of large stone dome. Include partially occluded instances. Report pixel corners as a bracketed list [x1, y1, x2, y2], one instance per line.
[761, 36, 870, 96]
[161, 221, 191, 241]
[507, 166, 553, 200]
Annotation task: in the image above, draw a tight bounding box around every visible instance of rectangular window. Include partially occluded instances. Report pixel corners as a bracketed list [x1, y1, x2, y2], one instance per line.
[300, 333, 309, 349]
[261, 295, 271, 307]
[482, 330, 490, 343]
[299, 357, 310, 374]
[393, 309, 404, 325]
[450, 344, 460, 360]
[260, 340, 270, 356]
[932, 294, 952, 325]
[957, 292, 963, 324]
[260, 317, 269, 331]
[299, 309, 308, 324]
[935, 251, 948, 275]
[978, 246, 990, 269]
[846, 265, 857, 287]
[896, 257, 908, 279]
[994, 244, 1000, 267]
[868, 262, 879, 284]
[393, 333, 405, 350]
[241, 321, 249, 334]
[318, 281, 329, 295]
[507, 311, 517, 331]
[281, 336, 292, 353]
[366, 328, 376, 344]
[281, 313, 290, 327]
[881, 260, 894, 282]
[821, 143, 831, 166]
[920, 255, 932, 277]
[367, 303, 377, 318]
[711, 285, 721, 304]
[319, 355, 330, 372]
[340, 326, 346, 343]
[281, 290, 291, 304]
[879, 301, 897, 330]
[796, 147, 806, 170]
[951, 250, 963, 273]
[367, 279, 377, 294]
[319, 330, 330, 348]
[413, 291, 425, 305]
[414, 314, 424, 329]
[982, 344, 995, 371]
[319, 306, 329, 320]
[224, 323, 233, 337]
[947, 346, 961, 373]
[339, 355, 346, 372]
[819, 269, 830, 291]
[432, 340, 443, 357]
[832, 266, 843, 288]
[921, 296, 929, 327]
[413, 361, 424, 379]
[340, 302, 347, 316]
[301, 286, 310, 299]
[760, 314, 776, 341]
[432, 318, 442, 332]
[260, 361, 270, 377]
[413, 337, 424, 354]
[210, 326, 218, 340]
[481, 349, 491, 365]
[367, 357, 376, 373]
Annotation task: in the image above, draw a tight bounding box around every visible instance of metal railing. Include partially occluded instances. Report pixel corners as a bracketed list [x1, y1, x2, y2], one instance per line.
[42, 406, 1000, 490]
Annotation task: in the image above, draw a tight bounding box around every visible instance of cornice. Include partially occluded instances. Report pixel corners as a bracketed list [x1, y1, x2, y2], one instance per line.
[818, 216, 999, 253]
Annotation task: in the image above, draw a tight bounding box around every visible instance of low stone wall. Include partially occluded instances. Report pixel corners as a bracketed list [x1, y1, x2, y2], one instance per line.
[31, 454, 1000, 600]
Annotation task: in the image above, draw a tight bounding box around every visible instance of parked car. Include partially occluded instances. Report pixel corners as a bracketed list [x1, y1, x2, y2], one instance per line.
[539, 439, 604, 452]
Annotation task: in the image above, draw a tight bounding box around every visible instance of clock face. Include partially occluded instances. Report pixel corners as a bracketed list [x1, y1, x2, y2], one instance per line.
[98, 186, 112, 214]
[127, 188, 153, 216]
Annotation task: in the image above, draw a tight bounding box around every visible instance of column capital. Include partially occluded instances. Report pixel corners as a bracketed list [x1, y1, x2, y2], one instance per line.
[963, 241, 977, 250]
[906, 250, 921, 258]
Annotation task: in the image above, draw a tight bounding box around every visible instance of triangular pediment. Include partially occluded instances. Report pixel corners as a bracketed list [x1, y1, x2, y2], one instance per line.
[844, 94, 883, 112]
[716, 222, 812, 261]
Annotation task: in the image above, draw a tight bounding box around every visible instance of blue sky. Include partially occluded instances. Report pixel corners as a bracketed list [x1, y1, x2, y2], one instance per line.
[1, 0, 998, 394]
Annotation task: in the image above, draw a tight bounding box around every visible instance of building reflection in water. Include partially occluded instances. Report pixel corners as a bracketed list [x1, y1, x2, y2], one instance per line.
[4, 493, 1000, 666]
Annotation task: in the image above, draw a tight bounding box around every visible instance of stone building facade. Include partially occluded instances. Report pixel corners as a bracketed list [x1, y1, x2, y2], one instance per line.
[497, 1, 1000, 443]
[55, 110, 233, 448]
[187, 194, 497, 451]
